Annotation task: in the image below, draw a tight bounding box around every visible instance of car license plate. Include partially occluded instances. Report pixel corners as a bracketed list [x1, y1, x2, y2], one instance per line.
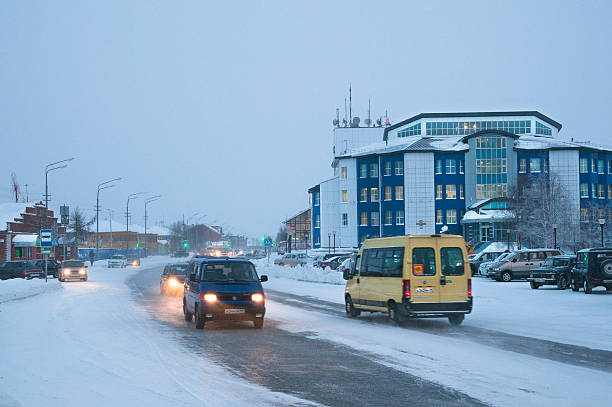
[415, 287, 434, 293]
[225, 308, 245, 314]
[534, 278, 545, 283]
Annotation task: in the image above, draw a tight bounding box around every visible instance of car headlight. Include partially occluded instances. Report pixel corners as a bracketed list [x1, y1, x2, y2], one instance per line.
[202, 293, 217, 302]
[251, 293, 264, 302]
[132, 260, 138, 266]
[78, 268, 86, 275]
[168, 278, 179, 288]
[63, 269, 71, 276]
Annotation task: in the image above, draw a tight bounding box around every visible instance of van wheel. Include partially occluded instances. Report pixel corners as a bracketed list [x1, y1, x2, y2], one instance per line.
[194, 306, 206, 329]
[529, 281, 540, 289]
[388, 301, 401, 324]
[557, 275, 569, 290]
[584, 279, 593, 294]
[183, 299, 193, 322]
[253, 318, 264, 329]
[571, 278, 580, 292]
[448, 314, 464, 326]
[345, 295, 360, 318]
[501, 271, 513, 282]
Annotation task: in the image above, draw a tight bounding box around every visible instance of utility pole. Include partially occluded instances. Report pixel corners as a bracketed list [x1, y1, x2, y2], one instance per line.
[108, 209, 114, 249]
[144, 195, 161, 257]
[96, 178, 121, 260]
[126, 192, 146, 254]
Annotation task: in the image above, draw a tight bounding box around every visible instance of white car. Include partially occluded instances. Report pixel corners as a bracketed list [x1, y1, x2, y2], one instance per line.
[339, 257, 353, 274]
[107, 255, 127, 268]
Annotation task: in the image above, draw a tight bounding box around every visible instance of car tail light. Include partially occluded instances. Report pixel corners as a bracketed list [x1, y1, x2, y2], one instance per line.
[403, 279, 411, 299]
[468, 278, 472, 297]
[322, 263, 328, 268]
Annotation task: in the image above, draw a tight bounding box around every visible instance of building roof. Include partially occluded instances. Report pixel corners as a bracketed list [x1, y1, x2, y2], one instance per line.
[0, 202, 31, 231]
[283, 208, 311, 223]
[384, 111, 563, 140]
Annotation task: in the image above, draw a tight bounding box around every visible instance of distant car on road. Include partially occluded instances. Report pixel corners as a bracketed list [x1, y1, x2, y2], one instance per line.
[571, 248, 612, 293]
[160, 262, 189, 295]
[59, 260, 88, 282]
[0, 261, 44, 280]
[528, 255, 576, 289]
[30, 259, 61, 277]
[107, 255, 127, 268]
[273, 253, 310, 267]
[172, 249, 189, 258]
[127, 254, 141, 266]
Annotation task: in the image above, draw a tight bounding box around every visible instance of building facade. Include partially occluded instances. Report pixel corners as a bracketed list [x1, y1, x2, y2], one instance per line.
[309, 111, 612, 248]
[283, 209, 311, 251]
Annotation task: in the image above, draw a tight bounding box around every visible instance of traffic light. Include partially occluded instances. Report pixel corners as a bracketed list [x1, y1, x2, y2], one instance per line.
[182, 241, 188, 248]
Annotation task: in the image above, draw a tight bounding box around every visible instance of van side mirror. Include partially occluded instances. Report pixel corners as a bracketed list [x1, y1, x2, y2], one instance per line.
[342, 268, 352, 280]
[260, 275, 268, 282]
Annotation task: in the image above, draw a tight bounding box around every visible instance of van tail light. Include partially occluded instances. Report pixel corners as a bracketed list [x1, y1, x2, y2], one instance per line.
[468, 278, 472, 297]
[403, 280, 411, 299]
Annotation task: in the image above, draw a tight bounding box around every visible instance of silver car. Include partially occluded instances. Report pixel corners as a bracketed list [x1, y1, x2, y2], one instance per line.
[273, 253, 310, 267]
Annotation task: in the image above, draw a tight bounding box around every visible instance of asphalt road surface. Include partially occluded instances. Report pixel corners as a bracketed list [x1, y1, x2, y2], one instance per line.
[128, 265, 488, 407]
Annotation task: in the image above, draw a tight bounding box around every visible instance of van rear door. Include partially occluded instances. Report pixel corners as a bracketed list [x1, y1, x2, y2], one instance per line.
[439, 246, 469, 303]
[410, 246, 440, 303]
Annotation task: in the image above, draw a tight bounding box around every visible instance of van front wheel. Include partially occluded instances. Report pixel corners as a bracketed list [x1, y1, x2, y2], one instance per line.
[345, 295, 360, 318]
[448, 314, 464, 326]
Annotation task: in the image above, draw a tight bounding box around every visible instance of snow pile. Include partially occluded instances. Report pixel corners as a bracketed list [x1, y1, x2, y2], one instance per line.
[0, 277, 61, 303]
[254, 260, 345, 285]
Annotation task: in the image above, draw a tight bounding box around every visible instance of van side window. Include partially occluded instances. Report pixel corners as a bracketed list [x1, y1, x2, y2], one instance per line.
[412, 248, 436, 276]
[362, 249, 382, 277]
[362, 248, 404, 277]
[441, 247, 465, 276]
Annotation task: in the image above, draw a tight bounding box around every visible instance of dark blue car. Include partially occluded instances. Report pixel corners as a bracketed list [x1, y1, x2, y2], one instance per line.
[183, 258, 268, 329]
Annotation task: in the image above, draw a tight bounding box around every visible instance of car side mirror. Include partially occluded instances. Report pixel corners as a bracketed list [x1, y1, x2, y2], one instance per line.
[342, 268, 353, 280]
[511, 258, 517, 263]
[189, 273, 197, 282]
[260, 275, 268, 282]
[85, 265, 88, 268]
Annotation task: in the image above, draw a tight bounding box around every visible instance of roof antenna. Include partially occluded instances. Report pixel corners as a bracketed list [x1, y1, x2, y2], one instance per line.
[343, 97, 348, 127]
[364, 98, 372, 127]
[349, 83, 352, 124]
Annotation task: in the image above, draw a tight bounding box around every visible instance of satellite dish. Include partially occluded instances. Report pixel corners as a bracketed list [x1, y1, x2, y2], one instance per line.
[333, 119, 339, 126]
[440, 225, 449, 234]
[376, 118, 382, 127]
[351, 117, 360, 127]
[364, 118, 371, 126]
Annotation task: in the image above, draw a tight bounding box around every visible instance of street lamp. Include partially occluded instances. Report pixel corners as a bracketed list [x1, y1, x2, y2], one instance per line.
[96, 177, 121, 259]
[598, 218, 605, 248]
[552, 223, 558, 250]
[144, 195, 161, 257]
[126, 192, 146, 254]
[45, 158, 75, 227]
[328, 232, 331, 254]
[333, 231, 336, 254]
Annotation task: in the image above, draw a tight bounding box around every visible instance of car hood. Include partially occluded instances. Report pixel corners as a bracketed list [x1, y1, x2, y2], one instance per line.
[531, 266, 566, 273]
[199, 281, 263, 293]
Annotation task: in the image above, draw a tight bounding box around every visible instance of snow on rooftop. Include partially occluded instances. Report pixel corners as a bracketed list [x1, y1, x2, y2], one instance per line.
[0, 202, 31, 230]
[462, 209, 514, 222]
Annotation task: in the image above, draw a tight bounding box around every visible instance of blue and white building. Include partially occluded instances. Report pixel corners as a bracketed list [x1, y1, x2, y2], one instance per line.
[309, 111, 612, 248]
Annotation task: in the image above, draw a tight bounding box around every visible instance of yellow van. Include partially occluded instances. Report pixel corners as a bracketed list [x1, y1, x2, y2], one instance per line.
[343, 234, 473, 325]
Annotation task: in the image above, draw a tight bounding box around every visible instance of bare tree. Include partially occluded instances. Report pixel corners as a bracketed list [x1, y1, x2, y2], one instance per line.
[275, 225, 287, 243]
[67, 207, 94, 246]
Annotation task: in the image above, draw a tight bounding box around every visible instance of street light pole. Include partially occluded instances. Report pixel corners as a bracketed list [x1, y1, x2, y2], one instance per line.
[144, 195, 161, 257]
[552, 223, 558, 250]
[126, 192, 146, 254]
[96, 177, 121, 259]
[598, 218, 605, 247]
[328, 233, 331, 254]
[333, 231, 336, 254]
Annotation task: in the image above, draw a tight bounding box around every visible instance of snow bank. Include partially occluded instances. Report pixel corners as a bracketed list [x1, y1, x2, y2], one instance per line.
[0, 278, 61, 303]
[253, 260, 345, 285]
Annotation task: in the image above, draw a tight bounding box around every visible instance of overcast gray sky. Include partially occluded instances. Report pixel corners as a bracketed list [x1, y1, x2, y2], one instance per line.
[1, 1, 611, 237]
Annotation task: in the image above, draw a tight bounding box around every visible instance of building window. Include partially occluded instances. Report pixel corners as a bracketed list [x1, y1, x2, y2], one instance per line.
[446, 209, 457, 224]
[435, 160, 442, 175]
[530, 158, 541, 173]
[360, 212, 368, 226]
[342, 190, 348, 203]
[370, 163, 379, 178]
[395, 186, 404, 200]
[519, 159, 527, 173]
[360, 188, 368, 202]
[436, 210, 443, 224]
[459, 160, 464, 174]
[592, 184, 597, 199]
[396, 210, 405, 225]
[535, 121, 552, 136]
[459, 184, 464, 199]
[384, 186, 392, 201]
[436, 185, 443, 200]
[341, 167, 347, 180]
[360, 164, 367, 178]
[592, 159, 597, 173]
[342, 213, 348, 226]
[446, 159, 456, 174]
[384, 211, 393, 225]
[598, 160, 605, 174]
[609, 185, 612, 200]
[395, 161, 403, 176]
[598, 184, 605, 199]
[609, 160, 612, 174]
[371, 188, 379, 202]
[384, 161, 392, 176]
[580, 183, 589, 198]
[371, 212, 380, 227]
[475, 136, 507, 199]
[313, 191, 320, 206]
[446, 184, 456, 199]
[543, 159, 549, 173]
[314, 215, 320, 228]
[580, 208, 589, 222]
[580, 158, 588, 173]
[426, 120, 530, 136]
[15, 247, 31, 258]
[398, 123, 421, 137]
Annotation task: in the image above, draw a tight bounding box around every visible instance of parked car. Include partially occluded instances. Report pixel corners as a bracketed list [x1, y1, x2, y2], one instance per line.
[321, 255, 351, 270]
[107, 254, 127, 268]
[487, 248, 561, 282]
[339, 257, 353, 274]
[0, 261, 44, 280]
[571, 248, 612, 293]
[126, 254, 141, 266]
[469, 250, 505, 275]
[30, 259, 61, 277]
[527, 255, 576, 289]
[273, 253, 310, 267]
[160, 262, 189, 295]
[183, 258, 268, 329]
[313, 253, 351, 268]
[59, 260, 88, 282]
[478, 251, 513, 276]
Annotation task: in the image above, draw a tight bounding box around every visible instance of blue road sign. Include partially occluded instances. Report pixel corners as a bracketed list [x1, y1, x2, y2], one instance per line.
[40, 229, 53, 247]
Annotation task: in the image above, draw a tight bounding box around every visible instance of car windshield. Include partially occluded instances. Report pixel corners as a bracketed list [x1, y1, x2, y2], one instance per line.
[494, 252, 510, 262]
[199, 262, 259, 282]
[112, 255, 125, 259]
[63, 261, 84, 267]
[169, 265, 188, 274]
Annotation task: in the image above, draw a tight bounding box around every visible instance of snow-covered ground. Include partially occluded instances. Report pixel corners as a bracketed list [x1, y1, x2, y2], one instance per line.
[0, 256, 307, 407]
[0, 276, 61, 303]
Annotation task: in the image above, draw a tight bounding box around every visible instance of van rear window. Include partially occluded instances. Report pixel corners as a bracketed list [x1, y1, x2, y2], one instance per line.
[412, 248, 436, 276]
[441, 247, 464, 276]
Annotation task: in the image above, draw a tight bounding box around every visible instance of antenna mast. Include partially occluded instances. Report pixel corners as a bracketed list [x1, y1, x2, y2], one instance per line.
[349, 84, 352, 122]
[368, 98, 371, 127]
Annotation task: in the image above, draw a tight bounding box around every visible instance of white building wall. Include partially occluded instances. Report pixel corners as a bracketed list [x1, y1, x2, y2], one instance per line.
[336, 158, 358, 248]
[333, 127, 385, 156]
[405, 152, 435, 234]
[549, 149, 580, 223]
[320, 176, 340, 250]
